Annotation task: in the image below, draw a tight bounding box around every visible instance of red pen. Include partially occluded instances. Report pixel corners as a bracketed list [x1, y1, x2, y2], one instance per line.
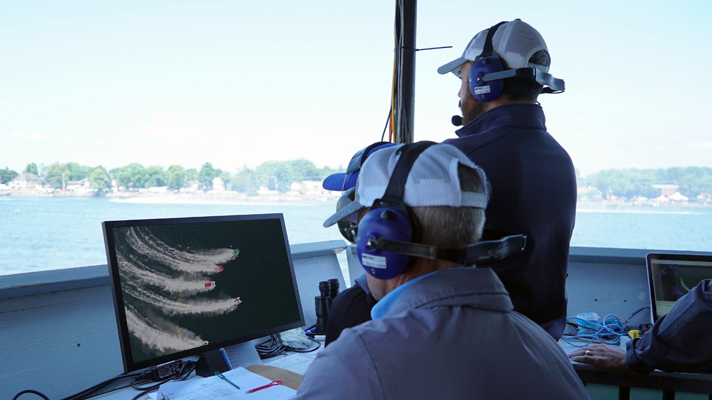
[247, 380, 282, 393]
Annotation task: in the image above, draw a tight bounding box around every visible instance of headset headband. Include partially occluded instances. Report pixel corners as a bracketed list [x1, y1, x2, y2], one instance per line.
[377, 141, 437, 205]
[346, 141, 391, 175]
[478, 21, 507, 60]
[475, 20, 565, 94]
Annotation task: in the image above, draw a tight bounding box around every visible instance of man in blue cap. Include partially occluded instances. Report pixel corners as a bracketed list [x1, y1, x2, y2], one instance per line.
[321, 141, 396, 346]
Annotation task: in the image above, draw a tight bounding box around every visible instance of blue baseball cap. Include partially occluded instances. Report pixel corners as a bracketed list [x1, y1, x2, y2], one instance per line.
[322, 142, 397, 191]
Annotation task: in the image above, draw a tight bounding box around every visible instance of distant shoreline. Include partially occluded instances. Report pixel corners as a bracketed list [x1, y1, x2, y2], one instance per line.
[3, 192, 712, 213]
[108, 196, 331, 207]
[0, 190, 339, 206]
[576, 208, 706, 215]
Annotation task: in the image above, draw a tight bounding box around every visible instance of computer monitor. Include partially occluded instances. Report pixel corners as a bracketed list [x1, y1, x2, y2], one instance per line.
[102, 213, 304, 373]
[646, 253, 712, 322]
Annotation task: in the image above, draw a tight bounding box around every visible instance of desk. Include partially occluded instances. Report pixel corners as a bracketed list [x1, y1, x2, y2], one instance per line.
[87, 354, 313, 399]
[559, 339, 712, 400]
[86, 339, 321, 399]
[6, 246, 712, 399]
[83, 334, 712, 399]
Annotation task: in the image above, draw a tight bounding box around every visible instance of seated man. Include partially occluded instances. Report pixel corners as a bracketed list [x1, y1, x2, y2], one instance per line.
[297, 142, 589, 399]
[324, 272, 376, 346]
[569, 279, 712, 375]
[321, 142, 394, 345]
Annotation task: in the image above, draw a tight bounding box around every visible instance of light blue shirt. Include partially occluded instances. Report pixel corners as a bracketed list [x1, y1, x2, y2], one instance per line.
[370, 271, 438, 319]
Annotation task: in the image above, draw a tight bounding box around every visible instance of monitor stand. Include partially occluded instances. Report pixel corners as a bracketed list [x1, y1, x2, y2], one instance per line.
[226, 341, 262, 366]
[196, 342, 261, 377]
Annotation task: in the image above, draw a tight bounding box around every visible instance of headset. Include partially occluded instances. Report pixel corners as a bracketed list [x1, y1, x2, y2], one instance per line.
[469, 20, 565, 102]
[356, 142, 527, 280]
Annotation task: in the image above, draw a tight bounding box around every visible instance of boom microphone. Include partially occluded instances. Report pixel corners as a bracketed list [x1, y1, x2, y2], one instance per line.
[451, 115, 463, 126]
[367, 234, 527, 266]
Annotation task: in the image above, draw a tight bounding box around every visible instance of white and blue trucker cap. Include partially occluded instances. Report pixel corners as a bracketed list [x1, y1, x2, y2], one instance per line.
[437, 19, 549, 78]
[323, 143, 489, 227]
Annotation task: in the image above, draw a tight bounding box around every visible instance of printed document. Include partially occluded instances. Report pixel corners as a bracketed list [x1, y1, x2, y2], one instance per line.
[158, 367, 296, 400]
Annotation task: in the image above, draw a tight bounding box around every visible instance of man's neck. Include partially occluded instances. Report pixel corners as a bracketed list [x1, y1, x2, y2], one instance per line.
[464, 98, 536, 125]
[382, 260, 456, 297]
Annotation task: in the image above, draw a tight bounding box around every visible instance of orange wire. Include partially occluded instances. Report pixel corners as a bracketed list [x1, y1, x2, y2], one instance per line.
[389, 0, 397, 143]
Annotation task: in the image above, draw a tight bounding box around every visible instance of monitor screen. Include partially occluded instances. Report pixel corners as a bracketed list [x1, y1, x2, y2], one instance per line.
[102, 214, 304, 372]
[647, 253, 712, 321]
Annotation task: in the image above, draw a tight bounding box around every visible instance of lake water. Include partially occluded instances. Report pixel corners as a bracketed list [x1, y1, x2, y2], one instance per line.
[1, 196, 711, 276]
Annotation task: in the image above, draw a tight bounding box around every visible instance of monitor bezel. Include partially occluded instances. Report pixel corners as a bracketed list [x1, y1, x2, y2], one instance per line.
[102, 213, 304, 373]
[646, 252, 712, 323]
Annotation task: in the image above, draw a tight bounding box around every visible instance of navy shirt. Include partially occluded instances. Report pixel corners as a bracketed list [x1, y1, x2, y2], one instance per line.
[324, 275, 376, 346]
[444, 103, 577, 339]
[626, 279, 712, 374]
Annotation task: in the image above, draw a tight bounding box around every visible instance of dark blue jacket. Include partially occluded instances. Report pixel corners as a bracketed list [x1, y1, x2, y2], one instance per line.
[444, 103, 577, 339]
[626, 279, 712, 374]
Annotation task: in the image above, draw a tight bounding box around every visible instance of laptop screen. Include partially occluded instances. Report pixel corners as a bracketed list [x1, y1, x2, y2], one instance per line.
[646, 253, 712, 322]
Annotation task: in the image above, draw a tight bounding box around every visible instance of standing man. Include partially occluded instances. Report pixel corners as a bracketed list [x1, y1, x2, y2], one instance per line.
[438, 19, 576, 339]
[298, 143, 588, 399]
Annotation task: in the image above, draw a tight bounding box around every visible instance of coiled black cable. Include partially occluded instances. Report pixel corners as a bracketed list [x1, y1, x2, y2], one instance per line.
[255, 334, 321, 360]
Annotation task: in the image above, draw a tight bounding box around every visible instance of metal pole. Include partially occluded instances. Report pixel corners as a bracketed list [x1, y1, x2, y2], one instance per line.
[394, 0, 416, 144]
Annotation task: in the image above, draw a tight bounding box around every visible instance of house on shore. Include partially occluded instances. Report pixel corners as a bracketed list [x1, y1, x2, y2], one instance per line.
[9, 172, 44, 189]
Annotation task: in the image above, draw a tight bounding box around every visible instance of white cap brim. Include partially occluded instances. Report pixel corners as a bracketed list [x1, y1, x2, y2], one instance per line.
[323, 144, 490, 228]
[322, 198, 364, 228]
[437, 56, 468, 76]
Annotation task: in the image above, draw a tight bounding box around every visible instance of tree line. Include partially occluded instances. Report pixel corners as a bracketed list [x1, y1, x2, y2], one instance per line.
[578, 166, 712, 199]
[3, 162, 712, 198]
[0, 160, 341, 194]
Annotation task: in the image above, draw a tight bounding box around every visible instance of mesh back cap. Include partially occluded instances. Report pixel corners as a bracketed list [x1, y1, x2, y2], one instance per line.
[323, 143, 489, 227]
[437, 19, 549, 77]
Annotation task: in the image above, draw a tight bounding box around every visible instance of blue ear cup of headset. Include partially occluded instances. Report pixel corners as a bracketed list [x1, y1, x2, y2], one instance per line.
[468, 20, 509, 102]
[355, 141, 435, 280]
[469, 56, 505, 102]
[357, 202, 414, 280]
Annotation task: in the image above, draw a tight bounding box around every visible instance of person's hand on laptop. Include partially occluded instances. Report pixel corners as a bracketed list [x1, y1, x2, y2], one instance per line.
[569, 344, 632, 375]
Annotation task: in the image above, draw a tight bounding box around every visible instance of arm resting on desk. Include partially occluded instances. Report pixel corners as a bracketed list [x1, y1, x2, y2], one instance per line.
[626, 279, 712, 375]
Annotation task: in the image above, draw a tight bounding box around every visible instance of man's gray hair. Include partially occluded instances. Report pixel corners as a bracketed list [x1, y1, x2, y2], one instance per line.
[411, 163, 486, 255]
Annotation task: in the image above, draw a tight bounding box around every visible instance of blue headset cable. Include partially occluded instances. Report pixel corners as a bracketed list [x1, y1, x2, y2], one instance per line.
[561, 314, 626, 348]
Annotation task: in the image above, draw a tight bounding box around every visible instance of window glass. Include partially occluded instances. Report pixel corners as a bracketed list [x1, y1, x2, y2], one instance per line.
[2, 1, 711, 276]
[417, 1, 712, 252]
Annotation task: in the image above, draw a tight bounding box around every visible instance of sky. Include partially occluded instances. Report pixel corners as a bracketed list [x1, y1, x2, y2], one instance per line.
[1, 0, 711, 176]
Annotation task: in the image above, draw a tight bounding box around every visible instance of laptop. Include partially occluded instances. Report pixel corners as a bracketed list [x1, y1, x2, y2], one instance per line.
[646, 253, 712, 322]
